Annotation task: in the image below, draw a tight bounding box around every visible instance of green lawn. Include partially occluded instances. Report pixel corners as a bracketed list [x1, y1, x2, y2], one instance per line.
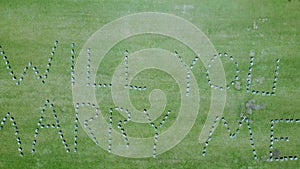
[0, 0, 299, 168]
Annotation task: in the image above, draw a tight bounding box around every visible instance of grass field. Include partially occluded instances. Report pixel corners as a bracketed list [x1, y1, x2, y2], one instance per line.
[0, 0, 299, 168]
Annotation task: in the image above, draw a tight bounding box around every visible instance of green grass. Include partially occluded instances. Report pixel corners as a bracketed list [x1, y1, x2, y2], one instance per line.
[0, 0, 300, 168]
